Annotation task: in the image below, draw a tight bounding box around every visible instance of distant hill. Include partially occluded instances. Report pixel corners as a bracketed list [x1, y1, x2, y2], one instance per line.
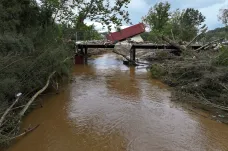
[204, 26, 227, 41]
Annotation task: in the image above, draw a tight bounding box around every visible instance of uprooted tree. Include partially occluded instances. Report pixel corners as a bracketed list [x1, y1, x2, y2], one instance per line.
[146, 3, 228, 115]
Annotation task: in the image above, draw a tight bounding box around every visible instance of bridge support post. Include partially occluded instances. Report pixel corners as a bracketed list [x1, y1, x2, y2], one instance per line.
[84, 46, 88, 64]
[130, 47, 136, 65]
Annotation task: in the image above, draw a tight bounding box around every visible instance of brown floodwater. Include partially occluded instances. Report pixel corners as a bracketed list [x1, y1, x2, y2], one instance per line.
[7, 53, 228, 151]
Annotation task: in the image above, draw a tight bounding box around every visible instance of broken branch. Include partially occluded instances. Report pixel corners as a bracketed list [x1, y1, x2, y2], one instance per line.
[2, 125, 40, 142]
[0, 95, 21, 127]
[186, 32, 203, 48]
[19, 71, 56, 117]
[195, 38, 224, 52]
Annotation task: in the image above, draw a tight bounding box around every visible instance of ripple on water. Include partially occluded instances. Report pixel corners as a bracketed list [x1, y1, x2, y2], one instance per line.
[7, 53, 228, 151]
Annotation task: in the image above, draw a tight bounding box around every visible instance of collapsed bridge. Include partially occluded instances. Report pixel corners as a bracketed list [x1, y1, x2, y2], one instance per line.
[75, 23, 201, 65]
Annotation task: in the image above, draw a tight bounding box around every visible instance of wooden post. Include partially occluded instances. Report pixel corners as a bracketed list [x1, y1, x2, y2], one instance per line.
[130, 47, 136, 65]
[132, 47, 136, 62]
[80, 47, 84, 54]
[84, 46, 88, 64]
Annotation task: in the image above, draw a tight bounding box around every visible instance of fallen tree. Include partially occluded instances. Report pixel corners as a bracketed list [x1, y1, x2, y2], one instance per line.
[149, 34, 228, 119]
[161, 34, 224, 53]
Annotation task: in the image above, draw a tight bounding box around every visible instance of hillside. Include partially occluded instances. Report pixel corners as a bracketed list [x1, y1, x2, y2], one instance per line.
[204, 26, 227, 41]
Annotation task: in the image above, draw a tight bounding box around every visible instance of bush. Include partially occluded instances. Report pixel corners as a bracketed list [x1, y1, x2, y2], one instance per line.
[150, 64, 166, 78]
[151, 48, 228, 108]
[214, 46, 228, 66]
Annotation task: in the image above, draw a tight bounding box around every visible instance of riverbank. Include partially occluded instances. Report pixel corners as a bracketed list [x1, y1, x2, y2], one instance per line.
[148, 47, 228, 124]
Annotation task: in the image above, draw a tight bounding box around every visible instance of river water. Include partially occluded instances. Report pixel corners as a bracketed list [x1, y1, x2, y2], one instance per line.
[7, 53, 228, 151]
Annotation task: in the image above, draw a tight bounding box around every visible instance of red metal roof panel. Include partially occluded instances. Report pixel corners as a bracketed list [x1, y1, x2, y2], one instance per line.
[106, 23, 145, 42]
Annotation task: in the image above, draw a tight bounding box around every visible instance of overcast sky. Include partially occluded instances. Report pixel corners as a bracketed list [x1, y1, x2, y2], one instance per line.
[85, 0, 228, 32]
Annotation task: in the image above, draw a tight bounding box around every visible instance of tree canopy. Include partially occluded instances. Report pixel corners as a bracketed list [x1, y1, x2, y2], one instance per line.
[143, 2, 206, 42]
[39, 0, 131, 31]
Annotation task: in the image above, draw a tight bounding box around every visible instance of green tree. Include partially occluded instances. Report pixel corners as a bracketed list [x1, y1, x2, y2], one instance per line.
[142, 2, 206, 42]
[143, 2, 171, 32]
[40, 0, 131, 30]
[178, 8, 205, 41]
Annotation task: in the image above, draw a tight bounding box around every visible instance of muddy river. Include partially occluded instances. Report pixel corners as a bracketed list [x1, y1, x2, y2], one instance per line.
[7, 53, 228, 151]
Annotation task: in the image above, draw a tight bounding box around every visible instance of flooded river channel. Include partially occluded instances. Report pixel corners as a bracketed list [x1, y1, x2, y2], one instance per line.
[7, 53, 228, 151]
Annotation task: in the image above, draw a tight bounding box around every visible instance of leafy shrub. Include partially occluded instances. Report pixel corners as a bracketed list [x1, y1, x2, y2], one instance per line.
[214, 46, 228, 66]
[150, 64, 166, 78]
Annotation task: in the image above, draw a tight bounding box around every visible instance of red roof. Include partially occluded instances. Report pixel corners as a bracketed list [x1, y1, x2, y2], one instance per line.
[106, 23, 145, 42]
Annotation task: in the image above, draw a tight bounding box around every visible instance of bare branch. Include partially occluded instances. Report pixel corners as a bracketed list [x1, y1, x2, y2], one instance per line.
[0, 95, 22, 127]
[19, 71, 56, 117]
[186, 32, 203, 48]
[195, 38, 224, 52]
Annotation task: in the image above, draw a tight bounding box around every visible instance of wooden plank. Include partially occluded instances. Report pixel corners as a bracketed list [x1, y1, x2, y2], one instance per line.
[76, 44, 201, 50]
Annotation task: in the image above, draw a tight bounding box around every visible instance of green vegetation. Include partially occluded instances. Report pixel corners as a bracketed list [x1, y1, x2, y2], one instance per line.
[0, 0, 130, 147]
[150, 64, 165, 78]
[150, 47, 228, 109]
[204, 27, 227, 41]
[148, 2, 228, 113]
[143, 1, 207, 42]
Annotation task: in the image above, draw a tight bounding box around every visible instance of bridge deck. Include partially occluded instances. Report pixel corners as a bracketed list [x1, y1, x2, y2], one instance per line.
[77, 44, 201, 50]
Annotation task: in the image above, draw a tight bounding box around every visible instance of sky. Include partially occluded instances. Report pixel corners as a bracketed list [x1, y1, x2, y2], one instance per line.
[85, 0, 228, 32]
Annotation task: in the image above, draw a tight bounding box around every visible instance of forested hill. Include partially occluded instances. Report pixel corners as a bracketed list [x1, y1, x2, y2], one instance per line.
[204, 26, 227, 41]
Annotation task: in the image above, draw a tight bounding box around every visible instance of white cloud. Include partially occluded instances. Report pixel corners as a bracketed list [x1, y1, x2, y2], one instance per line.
[83, 0, 228, 31]
[127, 0, 228, 29]
[199, 1, 228, 29]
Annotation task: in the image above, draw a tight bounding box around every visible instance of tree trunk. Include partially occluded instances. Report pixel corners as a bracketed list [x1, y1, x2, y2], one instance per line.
[186, 32, 203, 48]
[161, 35, 186, 51]
[195, 38, 224, 52]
